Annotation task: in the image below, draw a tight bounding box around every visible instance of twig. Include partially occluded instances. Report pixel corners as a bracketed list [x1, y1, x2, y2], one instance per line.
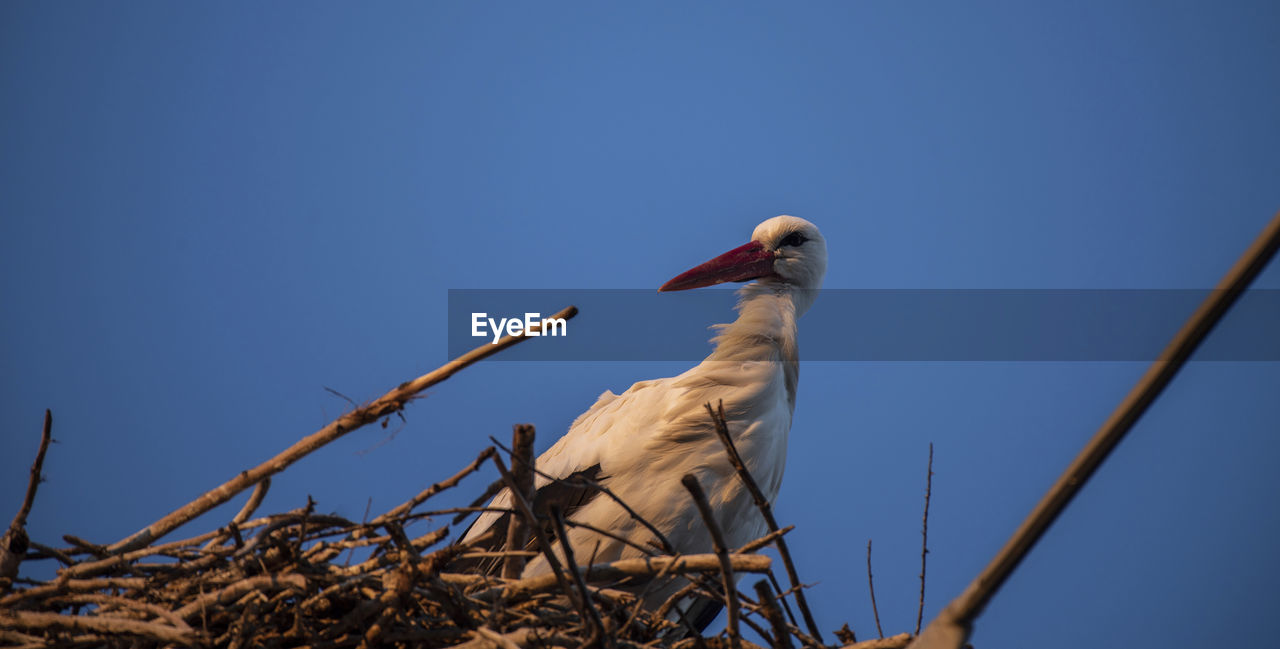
[45, 593, 193, 632]
[847, 633, 913, 649]
[489, 435, 678, 555]
[105, 305, 578, 554]
[915, 443, 933, 636]
[549, 505, 610, 649]
[174, 573, 308, 620]
[0, 577, 146, 608]
[913, 211, 1280, 649]
[376, 447, 497, 527]
[1, 410, 54, 585]
[202, 479, 273, 552]
[734, 525, 794, 555]
[752, 580, 793, 649]
[706, 401, 823, 644]
[503, 425, 536, 580]
[477, 554, 772, 602]
[487, 455, 577, 611]
[0, 609, 196, 645]
[681, 474, 741, 649]
[867, 540, 883, 639]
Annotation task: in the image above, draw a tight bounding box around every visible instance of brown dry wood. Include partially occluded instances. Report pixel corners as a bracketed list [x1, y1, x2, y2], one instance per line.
[916, 443, 933, 636]
[845, 632, 913, 649]
[752, 579, 793, 649]
[174, 573, 308, 621]
[681, 474, 741, 649]
[705, 401, 823, 644]
[0, 577, 147, 607]
[503, 425, 536, 580]
[549, 505, 610, 649]
[867, 540, 884, 639]
[372, 447, 497, 527]
[106, 305, 577, 554]
[479, 553, 772, 602]
[734, 525, 794, 554]
[1, 410, 53, 587]
[913, 211, 1280, 649]
[487, 454, 578, 609]
[45, 593, 193, 631]
[0, 609, 197, 645]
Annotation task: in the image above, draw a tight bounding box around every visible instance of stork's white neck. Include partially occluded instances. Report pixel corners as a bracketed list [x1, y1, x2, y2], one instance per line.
[705, 280, 806, 405]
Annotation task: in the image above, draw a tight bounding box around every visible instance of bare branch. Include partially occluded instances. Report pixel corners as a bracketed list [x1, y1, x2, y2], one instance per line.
[705, 401, 823, 644]
[913, 211, 1280, 648]
[867, 540, 883, 639]
[104, 305, 577, 554]
[682, 474, 741, 649]
[503, 425, 536, 580]
[916, 443, 933, 636]
[0, 410, 54, 586]
[752, 579, 793, 649]
[549, 505, 610, 648]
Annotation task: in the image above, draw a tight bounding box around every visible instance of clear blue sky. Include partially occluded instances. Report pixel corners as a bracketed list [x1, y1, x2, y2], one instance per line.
[2, 2, 1278, 647]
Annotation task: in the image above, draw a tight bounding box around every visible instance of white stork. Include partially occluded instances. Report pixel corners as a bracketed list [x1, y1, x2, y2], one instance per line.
[461, 215, 827, 628]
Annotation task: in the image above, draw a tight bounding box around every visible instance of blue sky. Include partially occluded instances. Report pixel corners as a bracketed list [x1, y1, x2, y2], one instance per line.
[2, 2, 1278, 647]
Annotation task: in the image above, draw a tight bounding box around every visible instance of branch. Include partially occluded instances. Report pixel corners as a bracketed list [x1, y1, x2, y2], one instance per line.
[1, 410, 53, 586]
[105, 305, 577, 554]
[0, 609, 196, 645]
[706, 401, 824, 643]
[867, 540, 883, 639]
[911, 210, 1280, 649]
[549, 505, 610, 649]
[752, 579, 793, 649]
[916, 443, 933, 636]
[477, 553, 772, 602]
[682, 474, 741, 649]
[503, 425, 536, 579]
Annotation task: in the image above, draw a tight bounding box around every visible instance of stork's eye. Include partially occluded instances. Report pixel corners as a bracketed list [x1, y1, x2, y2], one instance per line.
[779, 232, 807, 248]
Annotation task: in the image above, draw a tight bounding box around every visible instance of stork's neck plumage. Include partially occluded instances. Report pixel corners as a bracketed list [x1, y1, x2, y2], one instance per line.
[705, 280, 809, 407]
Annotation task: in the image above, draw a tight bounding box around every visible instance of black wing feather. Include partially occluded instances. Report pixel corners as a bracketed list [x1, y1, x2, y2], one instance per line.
[453, 464, 606, 575]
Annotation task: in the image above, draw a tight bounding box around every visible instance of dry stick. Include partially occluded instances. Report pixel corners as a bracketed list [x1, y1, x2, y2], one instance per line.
[489, 435, 678, 555]
[911, 212, 1280, 649]
[0, 577, 147, 607]
[234, 477, 271, 526]
[915, 443, 933, 636]
[503, 425, 537, 580]
[0, 609, 196, 645]
[705, 402, 823, 644]
[46, 593, 193, 632]
[105, 305, 578, 554]
[482, 554, 773, 602]
[0, 410, 54, 585]
[866, 540, 883, 639]
[374, 447, 497, 527]
[202, 479, 273, 552]
[549, 506, 610, 649]
[174, 573, 309, 621]
[487, 455, 577, 612]
[681, 474, 741, 649]
[734, 525, 794, 555]
[752, 580, 794, 649]
[848, 633, 914, 649]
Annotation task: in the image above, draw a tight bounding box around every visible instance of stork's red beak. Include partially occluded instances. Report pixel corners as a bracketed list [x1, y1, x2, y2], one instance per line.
[659, 241, 777, 292]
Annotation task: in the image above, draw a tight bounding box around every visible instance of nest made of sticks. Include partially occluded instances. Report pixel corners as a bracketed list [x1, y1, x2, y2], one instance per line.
[0, 309, 915, 649]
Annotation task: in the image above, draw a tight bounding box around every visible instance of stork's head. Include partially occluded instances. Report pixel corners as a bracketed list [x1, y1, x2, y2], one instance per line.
[659, 215, 827, 294]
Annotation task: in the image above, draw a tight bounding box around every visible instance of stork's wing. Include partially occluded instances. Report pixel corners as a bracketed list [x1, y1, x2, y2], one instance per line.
[453, 464, 606, 575]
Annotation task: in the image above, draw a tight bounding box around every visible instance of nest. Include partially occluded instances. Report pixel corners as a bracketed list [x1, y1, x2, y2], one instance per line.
[0, 309, 915, 649]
